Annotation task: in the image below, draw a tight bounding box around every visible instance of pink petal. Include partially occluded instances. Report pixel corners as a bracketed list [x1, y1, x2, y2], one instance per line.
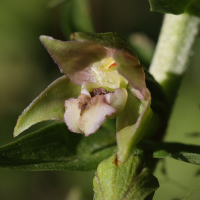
[64, 98, 83, 133]
[114, 50, 150, 100]
[40, 36, 107, 86]
[79, 95, 116, 136]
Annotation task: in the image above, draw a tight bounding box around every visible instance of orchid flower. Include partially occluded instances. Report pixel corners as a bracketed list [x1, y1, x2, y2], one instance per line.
[14, 32, 152, 163]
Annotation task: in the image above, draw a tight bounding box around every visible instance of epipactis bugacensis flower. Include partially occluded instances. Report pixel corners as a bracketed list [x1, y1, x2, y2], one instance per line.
[14, 32, 152, 162]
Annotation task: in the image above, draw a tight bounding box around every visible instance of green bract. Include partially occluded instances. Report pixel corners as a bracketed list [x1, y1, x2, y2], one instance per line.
[93, 153, 159, 200]
[14, 32, 153, 163]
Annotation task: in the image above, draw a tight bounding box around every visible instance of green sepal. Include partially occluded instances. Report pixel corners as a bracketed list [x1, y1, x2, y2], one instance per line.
[93, 153, 159, 200]
[116, 88, 142, 132]
[70, 32, 138, 58]
[117, 91, 152, 163]
[148, 0, 195, 15]
[14, 76, 80, 137]
[2, 120, 117, 171]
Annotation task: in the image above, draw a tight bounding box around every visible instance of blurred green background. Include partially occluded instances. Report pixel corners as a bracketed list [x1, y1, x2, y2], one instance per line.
[0, 0, 200, 199]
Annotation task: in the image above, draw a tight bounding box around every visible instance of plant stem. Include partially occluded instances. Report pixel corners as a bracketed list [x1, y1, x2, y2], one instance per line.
[146, 14, 200, 172]
[150, 13, 200, 106]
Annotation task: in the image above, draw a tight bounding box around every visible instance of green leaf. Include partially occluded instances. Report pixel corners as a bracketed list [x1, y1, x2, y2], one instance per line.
[148, 0, 195, 14]
[1, 120, 117, 171]
[71, 32, 138, 58]
[61, 0, 94, 39]
[143, 141, 200, 166]
[117, 90, 153, 163]
[93, 153, 159, 200]
[14, 76, 80, 137]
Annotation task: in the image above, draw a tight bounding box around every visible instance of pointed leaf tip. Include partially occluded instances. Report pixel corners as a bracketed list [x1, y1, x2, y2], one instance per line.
[14, 76, 80, 137]
[39, 35, 54, 40]
[39, 36, 55, 47]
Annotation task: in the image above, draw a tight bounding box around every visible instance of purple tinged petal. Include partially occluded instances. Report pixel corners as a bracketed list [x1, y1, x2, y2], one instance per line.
[129, 86, 151, 102]
[64, 98, 83, 133]
[114, 50, 150, 100]
[79, 95, 116, 136]
[64, 93, 91, 133]
[39, 35, 107, 85]
[70, 32, 139, 59]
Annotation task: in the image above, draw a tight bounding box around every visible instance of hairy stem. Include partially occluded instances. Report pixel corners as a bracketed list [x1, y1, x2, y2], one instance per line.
[150, 13, 200, 105]
[147, 14, 200, 172]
